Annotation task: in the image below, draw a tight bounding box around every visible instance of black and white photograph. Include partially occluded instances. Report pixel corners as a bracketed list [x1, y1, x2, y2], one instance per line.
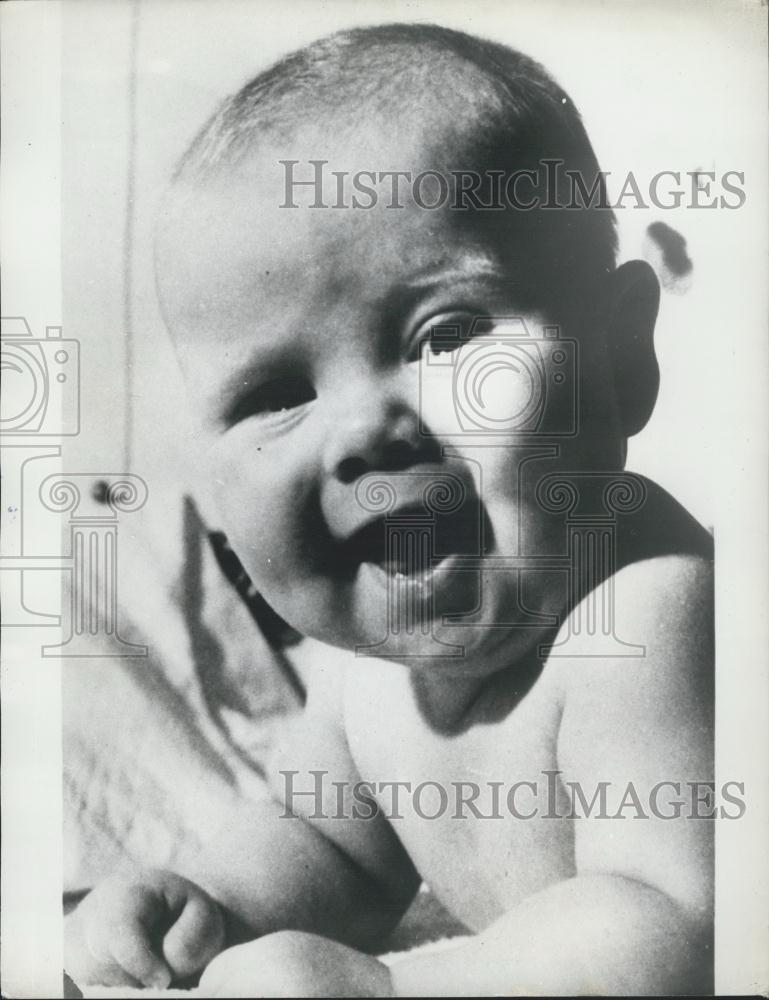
[1, 1, 768, 996]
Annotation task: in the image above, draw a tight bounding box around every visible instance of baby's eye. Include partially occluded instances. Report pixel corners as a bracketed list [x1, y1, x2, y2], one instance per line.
[410, 314, 477, 362]
[229, 376, 316, 424]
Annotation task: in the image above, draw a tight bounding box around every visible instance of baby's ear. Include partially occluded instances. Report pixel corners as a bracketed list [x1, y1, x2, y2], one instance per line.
[604, 259, 660, 437]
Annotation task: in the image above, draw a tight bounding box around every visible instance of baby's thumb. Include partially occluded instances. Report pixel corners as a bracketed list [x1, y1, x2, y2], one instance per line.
[162, 891, 226, 979]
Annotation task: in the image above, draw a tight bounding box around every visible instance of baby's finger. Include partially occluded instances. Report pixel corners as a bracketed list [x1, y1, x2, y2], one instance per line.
[84, 892, 171, 988]
[163, 892, 226, 978]
[109, 929, 172, 989]
[65, 911, 138, 988]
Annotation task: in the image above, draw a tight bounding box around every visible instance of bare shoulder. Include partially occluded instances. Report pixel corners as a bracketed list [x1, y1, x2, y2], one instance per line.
[611, 552, 714, 642]
[611, 552, 713, 676]
[546, 550, 714, 779]
[545, 551, 713, 690]
[544, 553, 715, 924]
[541, 552, 715, 756]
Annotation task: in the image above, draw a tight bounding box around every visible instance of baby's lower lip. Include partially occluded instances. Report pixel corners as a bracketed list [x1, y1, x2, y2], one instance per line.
[360, 553, 462, 601]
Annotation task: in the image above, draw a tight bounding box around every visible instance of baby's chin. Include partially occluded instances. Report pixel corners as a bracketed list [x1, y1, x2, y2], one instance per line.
[292, 596, 552, 680]
[306, 625, 544, 687]
[265, 531, 566, 665]
[371, 620, 547, 676]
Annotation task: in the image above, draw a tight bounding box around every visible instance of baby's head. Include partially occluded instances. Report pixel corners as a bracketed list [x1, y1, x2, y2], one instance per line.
[156, 24, 660, 670]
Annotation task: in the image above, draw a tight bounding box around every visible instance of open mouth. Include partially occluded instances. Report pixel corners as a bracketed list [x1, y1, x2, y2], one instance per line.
[340, 499, 485, 584]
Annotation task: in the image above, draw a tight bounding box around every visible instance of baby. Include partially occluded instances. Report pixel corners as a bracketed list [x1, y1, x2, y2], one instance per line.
[65, 24, 714, 996]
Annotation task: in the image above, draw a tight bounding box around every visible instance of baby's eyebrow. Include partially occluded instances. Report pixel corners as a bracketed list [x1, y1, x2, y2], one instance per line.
[375, 256, 508, 338]
[401, 255, 504, 290]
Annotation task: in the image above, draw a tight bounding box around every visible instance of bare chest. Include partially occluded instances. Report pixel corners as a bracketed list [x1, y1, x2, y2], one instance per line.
[343, 663, 575, 931]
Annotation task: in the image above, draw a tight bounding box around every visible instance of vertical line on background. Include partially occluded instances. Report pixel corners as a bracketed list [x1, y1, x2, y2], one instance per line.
[122, 0, 140, 471]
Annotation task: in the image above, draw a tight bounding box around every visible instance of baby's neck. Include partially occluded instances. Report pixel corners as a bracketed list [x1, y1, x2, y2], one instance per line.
[408, 639, 546, 735]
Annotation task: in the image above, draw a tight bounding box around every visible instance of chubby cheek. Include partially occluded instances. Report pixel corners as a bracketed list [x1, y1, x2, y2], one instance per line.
[207, 434, 320, 595]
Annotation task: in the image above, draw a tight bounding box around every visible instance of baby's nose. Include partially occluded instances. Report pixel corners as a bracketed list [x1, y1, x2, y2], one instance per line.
[322, 391, 425, 484]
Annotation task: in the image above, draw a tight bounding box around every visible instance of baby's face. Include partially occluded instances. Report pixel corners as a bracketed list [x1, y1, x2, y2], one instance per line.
[157, 143, 619, 673]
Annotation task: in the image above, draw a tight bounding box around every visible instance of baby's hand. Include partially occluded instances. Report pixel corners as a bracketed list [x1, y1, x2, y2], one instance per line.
[64, 869, 225, 988]
[199, 930, 394, 998]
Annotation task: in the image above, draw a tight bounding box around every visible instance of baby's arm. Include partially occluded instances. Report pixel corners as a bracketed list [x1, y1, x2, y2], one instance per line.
[65, 651, 420, 987]
[179, 646, 418, 944]
[390, 554, 714, 996]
